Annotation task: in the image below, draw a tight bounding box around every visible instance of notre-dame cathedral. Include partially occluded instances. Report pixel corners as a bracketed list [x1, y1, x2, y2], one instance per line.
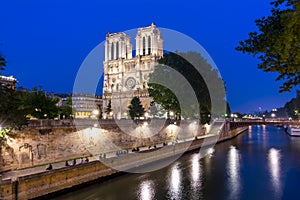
[102, 23, 163, 119]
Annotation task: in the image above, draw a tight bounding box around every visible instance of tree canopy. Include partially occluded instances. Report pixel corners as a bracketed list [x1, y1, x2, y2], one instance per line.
[148, 51, 228, 123]
[236, 0, 300, 92]
[0, 86, 61, 129]
[0, 55, 6, 73]
[128, 97, 145, 120]
[284, 90, 300, 119]
[60, 97, 73, 119]
[19, 87, 59, 119]
[0, 87, 28, 129]
[105, 100, 112, 118]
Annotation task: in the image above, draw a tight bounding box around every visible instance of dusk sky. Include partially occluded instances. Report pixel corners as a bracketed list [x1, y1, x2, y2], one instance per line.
[1, 0, 299, 113]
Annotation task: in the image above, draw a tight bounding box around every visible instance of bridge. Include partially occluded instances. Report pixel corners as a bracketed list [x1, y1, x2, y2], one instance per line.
[229, 120, 300, 130]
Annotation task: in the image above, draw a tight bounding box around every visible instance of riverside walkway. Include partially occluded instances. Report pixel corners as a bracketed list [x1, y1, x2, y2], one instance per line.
[0, 120, 253, 200]
[1, 133, 217, 181]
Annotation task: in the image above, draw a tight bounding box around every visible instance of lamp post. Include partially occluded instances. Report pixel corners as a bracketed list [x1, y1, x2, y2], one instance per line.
[271, 113, 276, 121]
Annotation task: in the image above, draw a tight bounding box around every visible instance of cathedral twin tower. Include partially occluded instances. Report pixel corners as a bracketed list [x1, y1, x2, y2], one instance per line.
[103, 23, 163, 119]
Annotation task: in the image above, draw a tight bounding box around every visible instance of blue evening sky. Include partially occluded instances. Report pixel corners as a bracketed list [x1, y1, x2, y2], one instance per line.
[0, 0, 298, 113]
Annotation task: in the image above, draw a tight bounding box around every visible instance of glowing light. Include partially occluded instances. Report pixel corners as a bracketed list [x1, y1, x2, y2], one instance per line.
[268, 148, 281, 195]
[92, 109, 99, 115]
[227, 145, 241, 199]
[204, 123, 211, 134]
[191, 154, 201, 188]
[169, 163, 181, 199]
[138, 180, 154, 200]
[207, 147, 215, 156]
[144, 112, 149, 119]
[169, 111, 174, 116]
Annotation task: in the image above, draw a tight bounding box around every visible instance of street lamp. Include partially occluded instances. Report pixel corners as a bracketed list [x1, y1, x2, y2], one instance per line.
[169, 111, 174, 119]
[271, 113, 276, 121]
[92, 109, 99, 119]
[144, 112, 149, 119]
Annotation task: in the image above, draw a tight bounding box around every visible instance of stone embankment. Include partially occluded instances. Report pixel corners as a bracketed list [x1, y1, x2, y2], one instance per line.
[0, 119, 247, 200]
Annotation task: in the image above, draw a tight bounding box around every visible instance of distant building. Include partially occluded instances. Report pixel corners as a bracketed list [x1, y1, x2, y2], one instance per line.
[72, 93, 102, 119]
[0, 75, 17, 90]
[102, 23, 163, 119]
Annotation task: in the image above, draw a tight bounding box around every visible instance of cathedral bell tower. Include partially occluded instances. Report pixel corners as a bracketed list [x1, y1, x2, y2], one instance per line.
[136, 22, 163, 57]
[103, 23, 163, 119]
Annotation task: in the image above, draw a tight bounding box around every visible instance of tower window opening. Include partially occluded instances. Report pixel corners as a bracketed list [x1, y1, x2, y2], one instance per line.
[111, 43, 114, 60]
[148, 35, 151, 55]
[116, 42, 119, 59]
[143, 37, 146, 56]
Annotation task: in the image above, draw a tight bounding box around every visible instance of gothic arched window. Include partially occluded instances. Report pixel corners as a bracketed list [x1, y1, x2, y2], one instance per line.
[116, 42, 119, 59]
[142, 37, 146, 56]
[111, 43, 114, 60]
[148, 36, 151, 55]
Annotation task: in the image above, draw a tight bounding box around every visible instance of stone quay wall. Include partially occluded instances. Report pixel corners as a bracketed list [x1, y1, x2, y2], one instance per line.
[0, 119, 248, 200]
[0, 119, 205, 172]
[0, 119, 247, 200]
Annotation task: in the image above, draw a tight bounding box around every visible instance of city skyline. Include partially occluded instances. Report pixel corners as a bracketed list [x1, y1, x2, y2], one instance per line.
[1, 0, 299, 113]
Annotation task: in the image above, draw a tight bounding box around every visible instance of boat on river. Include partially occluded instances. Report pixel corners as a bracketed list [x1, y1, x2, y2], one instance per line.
[286, 126, 300, 136]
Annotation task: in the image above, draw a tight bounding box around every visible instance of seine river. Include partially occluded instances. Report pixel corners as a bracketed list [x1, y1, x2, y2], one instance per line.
[54, 125, 300, 200]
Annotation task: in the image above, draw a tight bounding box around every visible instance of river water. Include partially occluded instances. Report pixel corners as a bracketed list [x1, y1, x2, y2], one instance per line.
[54, 125, 300, 200]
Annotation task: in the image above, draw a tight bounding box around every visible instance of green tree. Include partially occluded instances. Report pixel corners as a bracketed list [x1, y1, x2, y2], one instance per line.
[284, 90, 300, 119]
[0, 55, 6, 73]
[0, 55, 28, 129]
[60, 97, 73, 119]
[105, 100, 112, 118]
[19, 87, 59, 119]
[236, 0, 300, 92]
[128, 97, 145, 120]
[148, 51, 227, 123]
[98, 104, 103, 119]
[0, 88, 28, 129]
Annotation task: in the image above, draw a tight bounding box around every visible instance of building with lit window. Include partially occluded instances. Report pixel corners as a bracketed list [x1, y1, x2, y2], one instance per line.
[0, 75, 17, 90]
[72, 93, 102, 119]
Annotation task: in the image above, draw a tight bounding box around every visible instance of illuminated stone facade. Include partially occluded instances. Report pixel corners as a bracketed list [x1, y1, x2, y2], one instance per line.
[103, 23, 163, 119]
[0, 75, 17, 90]
[72, 93, 102, 119]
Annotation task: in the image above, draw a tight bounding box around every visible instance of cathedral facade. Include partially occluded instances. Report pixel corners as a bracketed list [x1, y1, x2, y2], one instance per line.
[102, 23, 163, 119]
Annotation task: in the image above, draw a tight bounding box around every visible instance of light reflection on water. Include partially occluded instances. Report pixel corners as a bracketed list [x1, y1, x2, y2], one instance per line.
[54, 126, 299, 200]
[227, 145, 241, 200]
[137, 180, 155, 200]
[268, 148, 282, 197]
[190, 153, 203, 199]
[168, 162, 182, 199]
[191, 154, 200, 187]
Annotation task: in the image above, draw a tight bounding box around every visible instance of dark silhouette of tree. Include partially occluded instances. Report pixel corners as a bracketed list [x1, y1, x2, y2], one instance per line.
[105, 100, 112, 118]
[0, 87, 28, 129]
[284, 90, 300, 119]
[97, 104, 103, 119]
[148, 51, 228, 124]
[236, 0, 300, 92]
[128, 97, 145, 120]
[60, 97, 73, 119]
[19, 87, 59, 119]
[0, 55, 6, 73]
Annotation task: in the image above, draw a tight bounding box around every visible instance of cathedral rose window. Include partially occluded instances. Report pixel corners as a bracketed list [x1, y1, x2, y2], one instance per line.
[125, 77, 136, 89]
